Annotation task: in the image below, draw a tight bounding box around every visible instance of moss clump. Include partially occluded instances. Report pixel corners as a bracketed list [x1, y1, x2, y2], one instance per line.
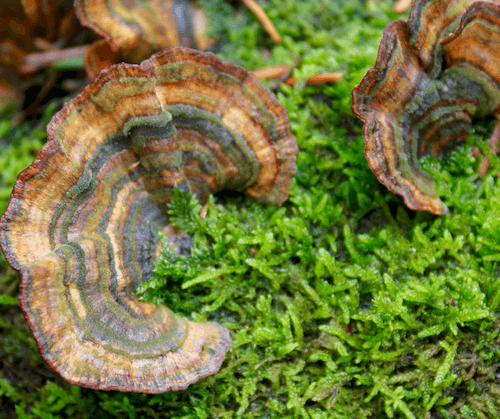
[137, 138, 500, 417]
[2, 0, 500, 418]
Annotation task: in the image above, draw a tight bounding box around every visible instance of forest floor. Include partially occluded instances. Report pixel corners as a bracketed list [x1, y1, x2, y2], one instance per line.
[1, 1, 500, 418]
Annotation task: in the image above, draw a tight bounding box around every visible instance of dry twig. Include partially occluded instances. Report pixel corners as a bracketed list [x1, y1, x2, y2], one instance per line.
[241, 0, 281, 43]
[285, 72, 343, 86]
[251, 64, 291, 80]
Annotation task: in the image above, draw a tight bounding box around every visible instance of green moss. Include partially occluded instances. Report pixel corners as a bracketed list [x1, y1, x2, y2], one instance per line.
[2, 0, 500, 417]
[137, 139, 500, 417]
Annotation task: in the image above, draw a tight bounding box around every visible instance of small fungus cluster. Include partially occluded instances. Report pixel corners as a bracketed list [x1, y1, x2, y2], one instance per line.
[352, 0, 500, 215]
[0, 0, 285, 114]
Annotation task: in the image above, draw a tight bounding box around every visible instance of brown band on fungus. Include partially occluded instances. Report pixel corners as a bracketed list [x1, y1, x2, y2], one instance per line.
[0, 47, 297, 393]
[441, 1, 500, 116]
[407, 0, 481, 75]
[352, 0, 500, 215]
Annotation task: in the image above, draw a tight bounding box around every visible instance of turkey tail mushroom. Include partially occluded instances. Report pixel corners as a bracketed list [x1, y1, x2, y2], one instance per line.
[352, 0, 500, 215]
[75, 0, 213, 78]
[0, 47, 297, 394]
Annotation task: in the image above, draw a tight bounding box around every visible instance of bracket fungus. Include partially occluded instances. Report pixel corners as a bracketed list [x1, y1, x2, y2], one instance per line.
[352, 0, 500, 215]
[75, 0, 212, 78]
[0, 47, 298, 393]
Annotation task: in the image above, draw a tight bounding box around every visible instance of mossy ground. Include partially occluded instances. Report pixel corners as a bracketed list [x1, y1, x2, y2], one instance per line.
[1, 0, 500, 417]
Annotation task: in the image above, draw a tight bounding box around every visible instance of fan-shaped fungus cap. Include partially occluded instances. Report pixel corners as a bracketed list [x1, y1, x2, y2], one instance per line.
[75, 0, 212, 78]
[352, 0, 500, 215]
[0, 47, 297, 393]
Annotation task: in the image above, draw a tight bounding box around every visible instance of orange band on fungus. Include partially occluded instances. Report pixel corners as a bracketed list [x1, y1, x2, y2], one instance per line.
[0, 47, 297, 393]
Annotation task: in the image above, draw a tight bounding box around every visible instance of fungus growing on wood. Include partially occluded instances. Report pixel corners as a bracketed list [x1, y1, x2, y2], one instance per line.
[75, 0, 213, 78]
[352, 0, 500, 215]
[0, 47, 298, 393]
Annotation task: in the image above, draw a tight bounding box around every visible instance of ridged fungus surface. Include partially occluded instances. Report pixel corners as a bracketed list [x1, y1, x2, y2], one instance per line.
[352, 0, 500, 215]
[75, 0, 211, 78]
[0, 47, 298, 393]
